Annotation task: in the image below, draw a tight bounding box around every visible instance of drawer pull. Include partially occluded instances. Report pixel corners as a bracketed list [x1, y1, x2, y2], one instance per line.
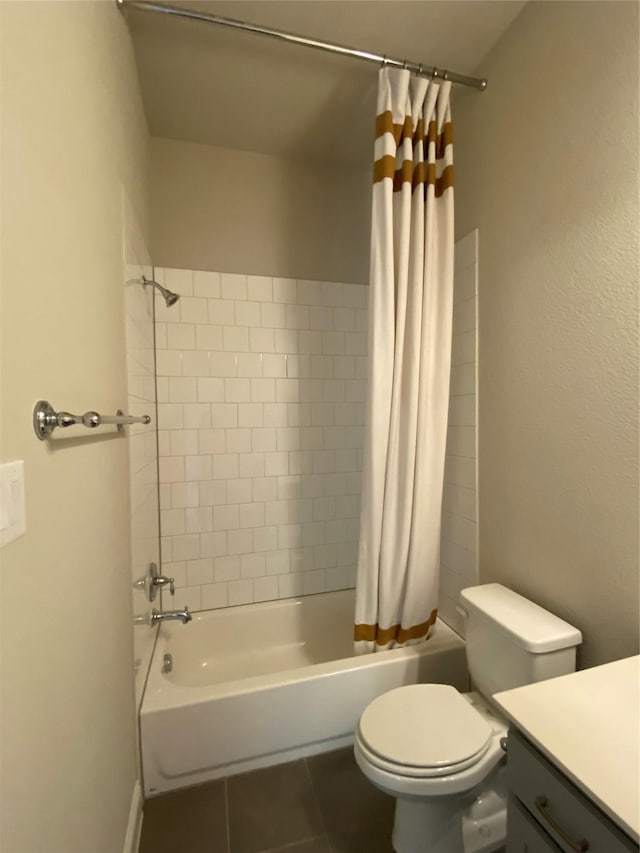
[535, 795, 590, 851]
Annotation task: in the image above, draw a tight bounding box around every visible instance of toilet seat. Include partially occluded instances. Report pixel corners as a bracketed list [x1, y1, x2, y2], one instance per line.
[357, 684, 493, 779]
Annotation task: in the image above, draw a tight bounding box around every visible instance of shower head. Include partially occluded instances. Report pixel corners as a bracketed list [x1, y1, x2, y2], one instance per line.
[142, 275, 180, 307]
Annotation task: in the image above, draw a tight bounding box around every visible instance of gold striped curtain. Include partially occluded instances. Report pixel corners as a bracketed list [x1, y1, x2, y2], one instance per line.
[355, 67, 454, 652]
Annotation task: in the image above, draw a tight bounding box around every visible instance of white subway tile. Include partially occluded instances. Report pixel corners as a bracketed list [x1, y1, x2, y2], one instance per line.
[313, 449, 336, 474]
[336, 495, 360, 518]
[253, 576, 279, 601]
[343, 283, 368, 308]
[180, 296, 209, 325]
[155, 323, 167, 349]
[197, 377, 225, 403]
[332, 403, 355, 427]
[186, 557, 214, 585]
[344, 332, 367, 356]
[309, 306, 333, 331]
[447, 426, 475, 459]
[325, 566, 349, 591]
[275, 378, 299, 403]
[250, 378, 276, 403]
[196, 325, 223, 351]
[208, 299, 235, 326]
[288, 499, 313, 524]
[278, 476, 302, 500]
[265, 452, 289, 476]
[450, 362, 475, 396]
[262, 353, 287, 378]
[453, 297, 476, 336]
[311, 403, 334, 426]
[442, 483, 477, 521]
[221, 273, 247, 301]
[288, 450, 313, 475]
[193, 270, 221, 299]
[214, 555, 240, 582]
[156, 377, 169, 402]
[236, 353, 262, 378]
[252, 477, 278, 502]
[451, 329, 476, 366]
[214, 504, 240, 531]
[159, 484, 171, 509]
[198, 428, 226, 454]
[167, 323, 196, 350]
[158, 430, 171, 456]
[180, 585, 203, 612]
[454, 230, 477, 271]
[210, 402, 238, 428]
[185, 507, 213, 533]
[263, 403, 288, 427]
[171, 482, 200, 509]
[333, 307, 355, 332]
[164, 268, 194, 296]
[261, 302, 286, 328]
[183, 403, 211, 429]
[302, 521, 325, 547]
[227, 478, 253, 504]
[448, 394, 476, 427]
[200, 531, 228, 558]
[251, 427, 277, 452]
[238, 403, 263, 428]
[309, 355, 333, 379]
[297, 280, 323, 305]
[298, 330, 322, 354]
[300, 427, 323, 450]
[227, 529, 253, 555]
[209, 351, 237, 377]
[274, 329, 298, 353]
[168, 377, 197, 403]
[265, 501, 289, 526]
[287, 403, 311, 427]
[156, 350, 182, 376]
[235, 301, 261, 327]
[266, 550, 290, 575]
[201, 582, 229, 610]
[321, 282, 343, 307]
[313, 496, 335, 521]
[252, 526, 278, 552]
[159, 456, 185, 483]
[199, 481, 227, 507]
[241, 552, 266, 578]
[337, 539, 358, 563]
[344, 379, 366, 403]
[171, 534, 200, 561]
[226, 428, 252, 453]
[314, 543, 337, 569]
[249, 327, 275, 353]
[228, 579, 254, 606]
[224, 378, 251, 402]
[286, 304, 309, 330]
[239, 502, 265, 528]
[279, 573, 303, 598]
[239, 453, 265, 478]
[247, 275, 273, 302]
[276, 427, 301, 452]
[273, 278, 298, 303]
[160, 536, 172, 563]
[289, 547, 313, 573]
[355, 356, 368, 379]
[278, 524, 302, 549]
[322, 331, 345, 357]
[303, 570, 327, 595]
[170, 429, 198, 456]
[181, 350, 210, 377]
[155, 293, 175, 323]
[212, 453, 239, 479]
[185, 455, 212, 481]
[223, 326, 249, 352]
[454, 265, 477, 304]
[161, 508, 185, 536]
[324, 473, 347, 496]
[163, 561, 187, 588]
[325, 518, 348, 544]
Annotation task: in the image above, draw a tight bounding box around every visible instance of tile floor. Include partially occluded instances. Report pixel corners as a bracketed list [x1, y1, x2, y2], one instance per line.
[139, 747, 395, 853]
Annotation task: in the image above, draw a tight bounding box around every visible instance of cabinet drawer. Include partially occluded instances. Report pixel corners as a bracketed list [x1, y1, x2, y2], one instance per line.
[507, 795, 563, 852]
[507, 729, 637, 853]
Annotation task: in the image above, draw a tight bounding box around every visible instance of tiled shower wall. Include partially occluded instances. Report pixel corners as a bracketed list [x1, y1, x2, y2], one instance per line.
[154, 268, 368, 611]
[438, 230, 479, 634]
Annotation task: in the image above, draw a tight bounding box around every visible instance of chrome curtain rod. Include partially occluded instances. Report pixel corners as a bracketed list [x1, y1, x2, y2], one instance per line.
[117, 0, 488, 91]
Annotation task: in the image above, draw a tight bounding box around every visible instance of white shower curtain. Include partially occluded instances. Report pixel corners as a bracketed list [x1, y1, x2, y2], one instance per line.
[355, 67, 454, 652]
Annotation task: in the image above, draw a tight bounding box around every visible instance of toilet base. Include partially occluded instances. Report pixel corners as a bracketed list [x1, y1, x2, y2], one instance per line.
[391, 774, 507, 853]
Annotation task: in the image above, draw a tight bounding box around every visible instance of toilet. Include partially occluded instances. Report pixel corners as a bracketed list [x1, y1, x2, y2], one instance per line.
[354, 583, 582, 853]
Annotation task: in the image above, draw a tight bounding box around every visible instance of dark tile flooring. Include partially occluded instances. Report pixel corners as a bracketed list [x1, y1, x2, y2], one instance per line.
[139, 747, 395, 853]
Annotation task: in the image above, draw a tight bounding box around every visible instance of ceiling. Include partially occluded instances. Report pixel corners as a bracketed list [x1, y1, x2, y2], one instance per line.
[127, 0, 527, 165]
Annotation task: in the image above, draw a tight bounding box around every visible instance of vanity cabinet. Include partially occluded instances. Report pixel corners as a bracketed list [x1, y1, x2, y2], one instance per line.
[506, 729, 638, 853]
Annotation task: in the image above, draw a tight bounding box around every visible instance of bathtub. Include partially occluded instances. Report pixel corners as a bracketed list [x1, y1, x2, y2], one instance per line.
[140, 589, 468, 795]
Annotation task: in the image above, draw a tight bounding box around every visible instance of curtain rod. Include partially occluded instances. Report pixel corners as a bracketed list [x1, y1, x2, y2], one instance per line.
[117, 0, 488, 91]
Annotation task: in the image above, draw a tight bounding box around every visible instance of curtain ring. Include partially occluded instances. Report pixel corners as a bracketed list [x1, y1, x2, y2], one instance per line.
[417, 64, 423, 77]
[402, 60, 407, 70]
[381, 54, 387, 68]
[432, 67, 439, 80]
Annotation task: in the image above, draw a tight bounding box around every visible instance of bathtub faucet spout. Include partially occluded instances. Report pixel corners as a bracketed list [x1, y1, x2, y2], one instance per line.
[151, 606, 192, 626]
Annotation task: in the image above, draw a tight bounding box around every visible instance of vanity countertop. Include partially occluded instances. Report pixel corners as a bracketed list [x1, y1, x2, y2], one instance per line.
[494, 655, 640, 843]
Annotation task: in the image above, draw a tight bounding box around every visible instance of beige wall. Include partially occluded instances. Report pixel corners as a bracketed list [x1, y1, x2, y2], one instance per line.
[0, 3, 149, 851]
[150, 137, 371, 284]
[455, 1, 639, 668]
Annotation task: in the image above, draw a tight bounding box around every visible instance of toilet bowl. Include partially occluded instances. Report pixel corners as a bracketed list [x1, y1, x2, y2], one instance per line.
[354, 685, 508, 853]
[353, 584, 583, 853]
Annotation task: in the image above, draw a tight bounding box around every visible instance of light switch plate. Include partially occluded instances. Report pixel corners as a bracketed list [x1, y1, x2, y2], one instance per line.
[0, 460, 26, 547]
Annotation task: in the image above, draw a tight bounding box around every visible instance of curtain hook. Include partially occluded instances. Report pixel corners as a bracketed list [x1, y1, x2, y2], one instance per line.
[402, 60, 408, 70]
[381, 54, 387, 68]
[417, 64, 423, 77]
[442, 70, 449, 81]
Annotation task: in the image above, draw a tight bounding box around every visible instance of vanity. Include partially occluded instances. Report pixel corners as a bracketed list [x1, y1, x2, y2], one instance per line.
[494, 655, 639, 852]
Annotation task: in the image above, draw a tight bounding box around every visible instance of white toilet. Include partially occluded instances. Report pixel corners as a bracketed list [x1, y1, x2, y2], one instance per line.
[354, 583, 582, 853]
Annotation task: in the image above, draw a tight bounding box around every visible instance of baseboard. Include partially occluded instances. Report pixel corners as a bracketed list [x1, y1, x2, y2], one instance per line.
[123, 779, 143, 853]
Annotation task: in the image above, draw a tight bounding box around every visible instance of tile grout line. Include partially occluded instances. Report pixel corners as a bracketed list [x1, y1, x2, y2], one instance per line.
[303, 757, 332, 852]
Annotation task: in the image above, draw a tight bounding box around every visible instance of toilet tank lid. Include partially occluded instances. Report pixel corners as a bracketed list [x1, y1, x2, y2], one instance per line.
[459, 584, 582, 653]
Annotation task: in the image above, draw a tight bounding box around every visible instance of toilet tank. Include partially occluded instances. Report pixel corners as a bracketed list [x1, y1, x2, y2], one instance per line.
[459, 584, 582, 697]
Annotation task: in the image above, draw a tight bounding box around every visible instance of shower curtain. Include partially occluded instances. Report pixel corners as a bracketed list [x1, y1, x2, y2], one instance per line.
[355, 67, 454, 652]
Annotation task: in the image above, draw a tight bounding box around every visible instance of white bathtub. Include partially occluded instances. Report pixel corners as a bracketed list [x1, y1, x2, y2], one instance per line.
[141, 589, 468, 795]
